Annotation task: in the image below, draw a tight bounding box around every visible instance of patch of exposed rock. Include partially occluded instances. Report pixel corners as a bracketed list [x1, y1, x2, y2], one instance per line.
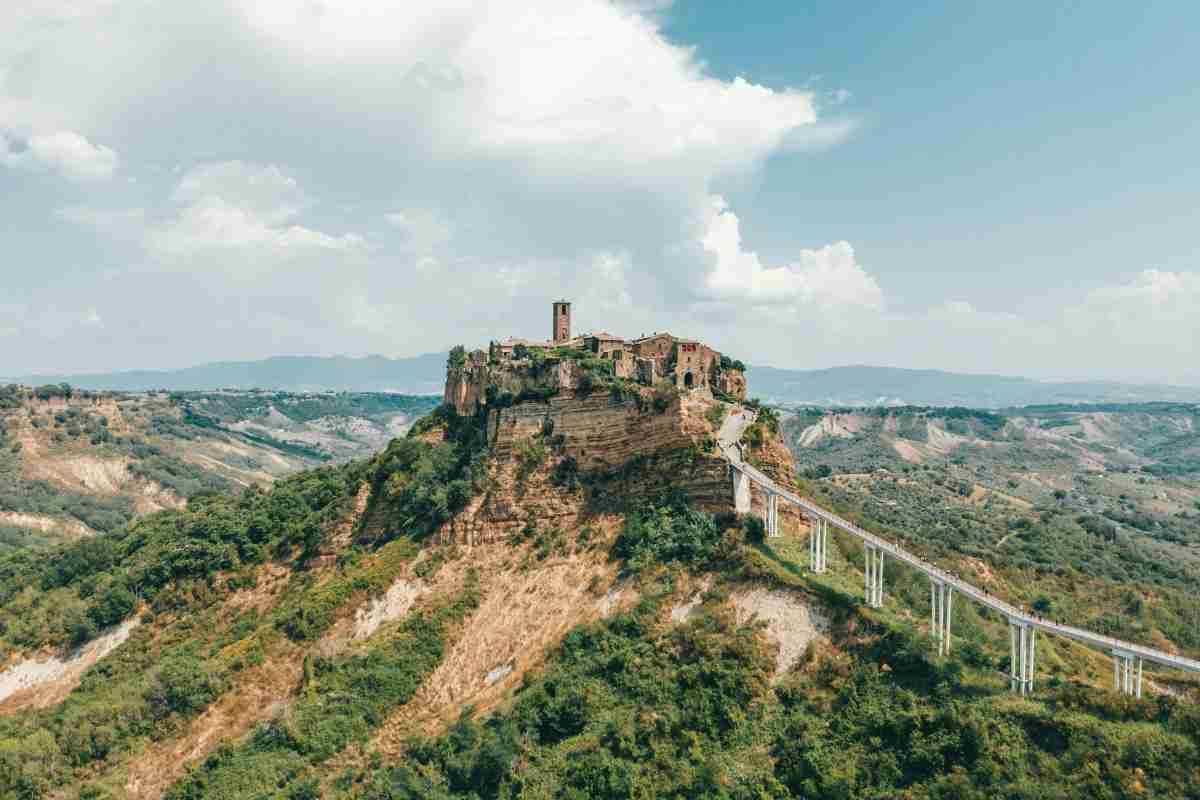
[0, 618, 139, 710]
[353, 578, 426, 640]
[669, 575, 714, 623]
[731, 586, 829, 678]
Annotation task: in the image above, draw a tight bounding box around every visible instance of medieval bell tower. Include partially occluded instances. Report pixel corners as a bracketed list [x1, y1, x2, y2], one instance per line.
[552, 300, 572, 343]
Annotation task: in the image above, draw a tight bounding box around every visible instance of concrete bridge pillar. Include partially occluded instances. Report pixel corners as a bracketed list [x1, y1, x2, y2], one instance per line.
[1009, 620, 1035, 694]
[864, 544, 884, 608]
[1112, 651, 1143, 697]
[810, 516, 828, 573]
[766, 493, 779, 538]
[931, 580, 953, 655]
[732, 467, 751, 514]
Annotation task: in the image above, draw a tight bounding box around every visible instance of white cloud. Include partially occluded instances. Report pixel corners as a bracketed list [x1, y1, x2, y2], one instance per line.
[580, 251, 634, 316]
[1079, 269, 1200, 319]
[929, 299, 1022, 329]
[386, 209, 451, 256]
[1, 129, 117, 179]
[56, 206, 146, 237]
[0, 0, 873, 372]
[1062, 269, 1200, 353]
[148, 162, 364, 260]
[700, 196, 884, 311]
[780, 117, 859, 152]
[235, 1, 816, 179]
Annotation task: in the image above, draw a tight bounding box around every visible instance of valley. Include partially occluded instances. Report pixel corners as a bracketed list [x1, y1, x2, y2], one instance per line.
[0, 384, 439, 549]
[780, 404, 1200, 667]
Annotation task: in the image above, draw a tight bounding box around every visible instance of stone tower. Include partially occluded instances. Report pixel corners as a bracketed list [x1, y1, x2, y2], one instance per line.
[552, 300, 571, 343]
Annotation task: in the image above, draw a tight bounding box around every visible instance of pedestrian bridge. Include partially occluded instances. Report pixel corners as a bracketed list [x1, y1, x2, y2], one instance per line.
[718, 410, 1200, 696]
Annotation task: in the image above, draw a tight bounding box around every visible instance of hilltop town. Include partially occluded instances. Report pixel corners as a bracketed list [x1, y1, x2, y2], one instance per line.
[444, 300, 747, 416]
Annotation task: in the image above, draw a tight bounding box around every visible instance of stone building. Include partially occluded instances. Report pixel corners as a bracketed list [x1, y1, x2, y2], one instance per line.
[449, 301, 747, 415]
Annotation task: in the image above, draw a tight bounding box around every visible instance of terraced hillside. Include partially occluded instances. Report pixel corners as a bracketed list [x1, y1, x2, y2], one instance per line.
[0, 385, 438, 550]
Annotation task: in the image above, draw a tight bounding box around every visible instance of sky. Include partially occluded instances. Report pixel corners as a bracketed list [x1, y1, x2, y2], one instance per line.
[2, 0, 1198, 384]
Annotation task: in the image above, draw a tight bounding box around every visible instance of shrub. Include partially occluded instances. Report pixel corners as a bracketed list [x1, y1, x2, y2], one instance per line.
[550, 456, 580, 490]
[744, 515, 766, 544]
[612, 503, 722, 571]
[145, 655, 226, 720]
[575, 371, 595, 396]
[87, 583, 136, 628]
[382, 407, 488, 538]
[652, 382, 677, 414]
[515, 438, 548, 481]
[719, 354, 747, 372]
[704, 403, 726, 429]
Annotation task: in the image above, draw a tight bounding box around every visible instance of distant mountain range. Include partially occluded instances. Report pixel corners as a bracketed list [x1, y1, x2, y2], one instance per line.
[749, 365, 1200, 409]
[9, 354, 447, 394]
[9, 358, 1200, 409]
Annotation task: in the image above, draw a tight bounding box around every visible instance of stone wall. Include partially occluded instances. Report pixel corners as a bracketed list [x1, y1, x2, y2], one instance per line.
[414, 365, 765, 548]
[375, 390, 735, 546]
[488, 391, 691, 471]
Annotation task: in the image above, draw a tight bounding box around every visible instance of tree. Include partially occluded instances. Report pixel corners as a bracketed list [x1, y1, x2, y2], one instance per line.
[447, 345, 467, 370]
[87, 583, 136, 628]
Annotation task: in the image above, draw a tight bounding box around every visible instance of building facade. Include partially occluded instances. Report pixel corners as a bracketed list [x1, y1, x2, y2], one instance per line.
[522, 303, 745, 392]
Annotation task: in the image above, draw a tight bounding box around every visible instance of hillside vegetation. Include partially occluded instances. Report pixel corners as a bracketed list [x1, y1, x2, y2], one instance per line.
[0, 385, 437, 549]
[0, 392, 1197, 798]
[781, 404, 1200, 663]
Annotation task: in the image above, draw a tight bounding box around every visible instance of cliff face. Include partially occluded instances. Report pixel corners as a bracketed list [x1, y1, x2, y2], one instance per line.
[444, 354, 580, 417]
[741, 418, 811, 538]
[367, 390, 737, 547]
[488, 391, 701, 471]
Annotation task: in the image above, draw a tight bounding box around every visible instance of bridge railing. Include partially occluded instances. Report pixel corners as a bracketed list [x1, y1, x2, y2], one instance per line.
[726, 457, 1200, 675]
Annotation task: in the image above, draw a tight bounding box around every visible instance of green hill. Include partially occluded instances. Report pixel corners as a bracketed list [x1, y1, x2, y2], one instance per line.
[0, 396, 1197, 799]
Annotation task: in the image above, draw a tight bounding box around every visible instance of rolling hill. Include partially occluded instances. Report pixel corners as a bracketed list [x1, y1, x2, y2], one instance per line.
[15, 357, 1200, 408]
[0, 385, 439, 549]
[748, 364, 1200, 408]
